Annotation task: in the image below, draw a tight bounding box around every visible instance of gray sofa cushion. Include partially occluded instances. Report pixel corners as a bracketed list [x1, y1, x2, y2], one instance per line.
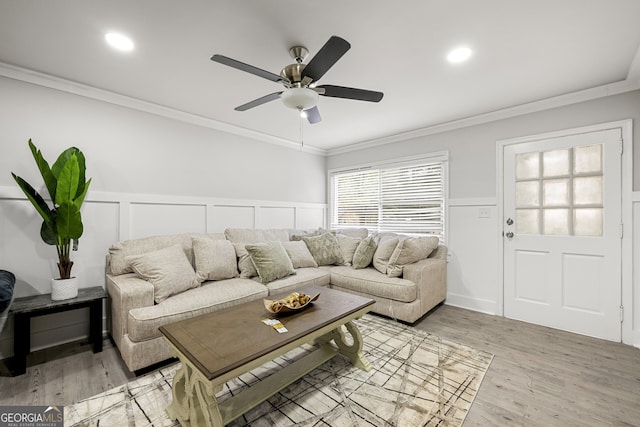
[192, 237, 238, 282]
[108, 233, 226, 275]
[245, 241, 296, 284]
[127, 244, 200, 303]
[127, 278, 267, 342]
[329, 266, 417, 303]
[336, 234, 362, 266]
[224, 228, 290, 243]
[386, 236, 440, 278]
[336, 228, 369, 239]
[281, 241, 318, 268]
[233, 243, 258, 278]
[372, 237, 400, 274]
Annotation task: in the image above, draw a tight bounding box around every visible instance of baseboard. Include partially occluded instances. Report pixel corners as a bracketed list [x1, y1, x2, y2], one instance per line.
[445, 293, 498, 315]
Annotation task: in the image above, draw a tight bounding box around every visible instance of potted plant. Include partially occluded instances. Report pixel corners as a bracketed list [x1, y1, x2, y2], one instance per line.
[11, 139, 91, 300]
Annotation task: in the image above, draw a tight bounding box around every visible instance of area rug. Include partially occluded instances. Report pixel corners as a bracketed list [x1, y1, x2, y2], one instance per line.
[65, 314, 493, 426]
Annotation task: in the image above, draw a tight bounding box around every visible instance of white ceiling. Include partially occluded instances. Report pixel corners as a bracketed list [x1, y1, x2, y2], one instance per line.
[1, 0, 639, 153]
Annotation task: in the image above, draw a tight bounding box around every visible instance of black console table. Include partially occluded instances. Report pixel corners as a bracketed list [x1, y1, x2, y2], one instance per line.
[9, 286, 106, 376]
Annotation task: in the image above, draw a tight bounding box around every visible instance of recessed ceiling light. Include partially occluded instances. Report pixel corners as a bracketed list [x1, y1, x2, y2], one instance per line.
[105, 32, 134, 52]
[447, 46, 472, 63]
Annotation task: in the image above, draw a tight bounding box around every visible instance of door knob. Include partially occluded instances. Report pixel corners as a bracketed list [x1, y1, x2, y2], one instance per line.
[506, 218, 514, 225]
[505, 231, 514, 238]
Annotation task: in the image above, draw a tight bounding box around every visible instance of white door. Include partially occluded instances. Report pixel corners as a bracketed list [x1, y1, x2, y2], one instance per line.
[503, 128, 622, 341]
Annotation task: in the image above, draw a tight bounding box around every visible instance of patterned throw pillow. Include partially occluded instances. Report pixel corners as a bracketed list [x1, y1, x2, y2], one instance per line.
[245, 241, 296, 284]
[301, 233, 344, 266]
[127, 244, 199, 303]
[351, 237, 377, 269]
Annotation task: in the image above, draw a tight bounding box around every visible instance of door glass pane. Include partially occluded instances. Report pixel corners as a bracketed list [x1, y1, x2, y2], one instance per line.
[543, 179, 569, 207]
[516, 209, 539, 234]
[512, 143, 606, 238]
[574, 144, 602, 174]
[516, 152, 539, 179]
[574, 177, 603, 206]
[543, 149, 569, 177]
[543, 209, 569, 235]
[574, 208, 603, 236]
[516, 181, 539, 207]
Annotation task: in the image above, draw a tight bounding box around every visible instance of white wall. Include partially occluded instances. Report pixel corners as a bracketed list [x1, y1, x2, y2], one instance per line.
[0, 76, 326, 202]
[0, 76, 327, 358]
[328, 90, 640, 346]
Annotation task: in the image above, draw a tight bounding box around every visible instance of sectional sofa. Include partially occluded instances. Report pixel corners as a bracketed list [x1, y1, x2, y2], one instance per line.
[105, 228, 447, 372]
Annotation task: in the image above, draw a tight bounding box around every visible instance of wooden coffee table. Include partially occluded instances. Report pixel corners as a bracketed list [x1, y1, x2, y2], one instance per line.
[159, 286, 375, 427]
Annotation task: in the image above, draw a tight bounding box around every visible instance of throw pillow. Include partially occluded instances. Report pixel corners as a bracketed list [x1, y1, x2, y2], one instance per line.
[352, 236, 377, 269]
[245, 241, 296, 284]
[281, 241, 318, 268]
[386, 236, 440, 277]
[233, 243, 258, 278]
[192, 237, 238, 282]
[127, 244, 199, 304]
[301, 233, 345, 266]
[336, 234, 362, 266]
[372, 237, 400, 274]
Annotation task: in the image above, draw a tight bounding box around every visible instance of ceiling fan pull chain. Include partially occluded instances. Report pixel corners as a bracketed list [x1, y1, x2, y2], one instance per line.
[299, 112, 304, 150]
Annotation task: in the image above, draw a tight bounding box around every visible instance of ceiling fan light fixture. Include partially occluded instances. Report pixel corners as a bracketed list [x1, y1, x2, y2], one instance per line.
[281, 87, 318, 110]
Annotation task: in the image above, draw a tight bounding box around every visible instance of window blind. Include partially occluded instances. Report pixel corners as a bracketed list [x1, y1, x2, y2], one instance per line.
[330, 161, 445, 239]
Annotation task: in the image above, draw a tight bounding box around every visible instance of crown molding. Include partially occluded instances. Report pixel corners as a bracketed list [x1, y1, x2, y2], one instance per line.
[0, 62, 328, 156]
[627, 44, 640, 83]
[3, 61, 638, 159]
[327, 79, 640, 156]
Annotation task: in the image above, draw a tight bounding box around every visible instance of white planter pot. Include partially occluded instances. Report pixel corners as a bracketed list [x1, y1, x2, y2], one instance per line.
[51, 277, 78, 301]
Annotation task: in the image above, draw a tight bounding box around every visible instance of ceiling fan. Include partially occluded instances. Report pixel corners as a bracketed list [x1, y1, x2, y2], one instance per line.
[210, 36, 383, 124]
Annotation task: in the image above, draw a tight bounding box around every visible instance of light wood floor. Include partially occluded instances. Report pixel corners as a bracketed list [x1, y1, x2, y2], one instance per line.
[1, 305, 638, 426]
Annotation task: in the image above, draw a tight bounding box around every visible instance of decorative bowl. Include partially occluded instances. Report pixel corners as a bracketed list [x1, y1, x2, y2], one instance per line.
[264, 292, 320, 314]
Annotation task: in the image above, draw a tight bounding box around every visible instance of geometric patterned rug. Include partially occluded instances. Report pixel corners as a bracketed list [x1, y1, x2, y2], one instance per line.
[64, 314, 493, 426]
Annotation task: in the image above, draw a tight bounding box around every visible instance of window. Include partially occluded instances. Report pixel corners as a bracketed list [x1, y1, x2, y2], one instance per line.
[514, 144, 604, 236]
[330, 155, 447, 240]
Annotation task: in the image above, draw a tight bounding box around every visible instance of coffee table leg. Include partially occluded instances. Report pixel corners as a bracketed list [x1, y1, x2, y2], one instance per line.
[329, 321, 372, 372]
[167, 359, 224, 427]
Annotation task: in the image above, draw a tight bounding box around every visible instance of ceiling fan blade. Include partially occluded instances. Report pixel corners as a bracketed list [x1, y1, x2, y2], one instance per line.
[211, 54, 283, 83]
[305, 106, 322, 124]
[301, 36, 351, 82]
[234, 92, 282, 111]
[318, 85, 384, 102]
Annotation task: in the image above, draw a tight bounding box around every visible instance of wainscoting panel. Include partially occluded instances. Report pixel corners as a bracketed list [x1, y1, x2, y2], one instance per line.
[446, 198, 500, 314]
[129, 203, 207, 239]
[208, 205, 255, 232]
[296, 207, 326, 230]
[257, 206, 295, 229]
[0, 186, 326, 359]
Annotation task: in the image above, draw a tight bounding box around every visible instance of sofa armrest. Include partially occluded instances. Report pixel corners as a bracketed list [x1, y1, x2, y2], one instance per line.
[106, 273, 154, 350]
[402, 256, 447, 313]
[428, 244, 448, 261]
